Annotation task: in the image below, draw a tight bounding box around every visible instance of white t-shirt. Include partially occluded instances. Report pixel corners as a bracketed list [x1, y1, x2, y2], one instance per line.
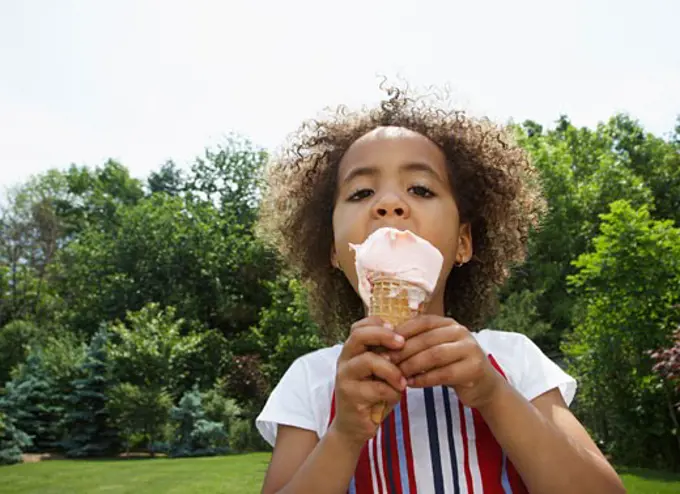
[256, 329, 577, 494]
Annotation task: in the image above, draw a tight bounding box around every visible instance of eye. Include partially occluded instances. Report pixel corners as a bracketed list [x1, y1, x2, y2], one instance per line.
[409, 185, 435, 198]
[347, 188, 374, 201]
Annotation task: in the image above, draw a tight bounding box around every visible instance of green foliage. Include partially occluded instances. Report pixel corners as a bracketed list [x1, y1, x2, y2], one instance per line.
[489, 289, 553, 345]
[201, 383, 242, 437]
[0, 320, 42, 387]
[249, 275, 323, 386]
[61, 328, 119, 458]
[55, 193, 277, 337]
[108, 303, 226, 398]
[107, 383, 172, 457]
[169, 385, 229, 458]
[564, 200, 680, 469]
[229, 418, 269, 453]
[0, 410, 32, 465]
[0, 350, 63, 452]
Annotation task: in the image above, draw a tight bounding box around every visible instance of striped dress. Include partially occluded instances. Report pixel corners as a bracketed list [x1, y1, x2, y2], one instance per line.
[256, 329, 577, 494]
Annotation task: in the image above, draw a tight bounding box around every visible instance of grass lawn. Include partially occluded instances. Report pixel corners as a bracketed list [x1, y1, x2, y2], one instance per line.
[1, 453, 679, 493]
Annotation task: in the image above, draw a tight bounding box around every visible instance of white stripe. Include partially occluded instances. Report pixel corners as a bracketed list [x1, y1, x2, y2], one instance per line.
[368, 437, 379, 493]
[451, 395, 468, 494]
[435, 388, 454, 493]
[375, 425, 388, 494]
[407, 388, 435, 493]
[464, 406, 483, 494]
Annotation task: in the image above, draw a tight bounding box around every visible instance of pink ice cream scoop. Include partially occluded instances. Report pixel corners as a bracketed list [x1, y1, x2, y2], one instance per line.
[350, 227, 444, 311]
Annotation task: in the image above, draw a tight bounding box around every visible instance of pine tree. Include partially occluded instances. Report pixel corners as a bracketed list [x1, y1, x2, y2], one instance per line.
[61, 328, 119, 457]
[0, 350, 62, 452]
[169, 385, 228, 457]
[0, 410, 32, 465]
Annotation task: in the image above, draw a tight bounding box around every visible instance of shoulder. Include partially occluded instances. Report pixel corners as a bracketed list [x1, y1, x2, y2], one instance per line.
[473, 329, 577, 406]
[255, 344, 342, 447]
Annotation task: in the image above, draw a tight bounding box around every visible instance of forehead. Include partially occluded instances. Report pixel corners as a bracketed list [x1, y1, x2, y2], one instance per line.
[338, 126, 447, 175]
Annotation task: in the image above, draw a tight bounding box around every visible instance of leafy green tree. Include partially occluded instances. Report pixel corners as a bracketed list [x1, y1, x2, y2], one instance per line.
[249, 275, 323, 386]
[185, 136, 267, 226]
[0, 320, 42, 388]
[564, 200, 680, 469]
[147, 161, 185, 196]
[56, 194, 277, 338]
[106, 382, 172, 457]
[0, 410, 32, 465]
[61, 328, 119, 457]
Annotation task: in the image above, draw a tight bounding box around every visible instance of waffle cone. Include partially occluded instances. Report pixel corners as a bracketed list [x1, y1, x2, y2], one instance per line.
[368, 277, 428, 424]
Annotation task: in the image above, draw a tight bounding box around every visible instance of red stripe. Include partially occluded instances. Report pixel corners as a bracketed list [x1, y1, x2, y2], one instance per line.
[381, 422, 390, 493]
[488, 353, 529, 493]
[399, 392, 418, 493]
[373, 436, 385, 493]
[507, 461, 529, 494]
[472, 407, 504, 494]
[387, 412, 403, 494]
[328, 392, 336, 426]
[459, 400, 474, 492]
[355, 443, 374, 494]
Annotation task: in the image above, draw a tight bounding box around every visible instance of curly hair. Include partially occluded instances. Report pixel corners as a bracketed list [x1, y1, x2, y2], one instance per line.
[258, 83, 545, 341]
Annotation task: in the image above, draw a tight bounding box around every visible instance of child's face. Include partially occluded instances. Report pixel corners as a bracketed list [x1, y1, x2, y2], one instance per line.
[331, 126, 472, 314]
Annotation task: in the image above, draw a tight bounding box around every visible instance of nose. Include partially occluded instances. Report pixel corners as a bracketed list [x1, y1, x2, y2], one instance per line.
[372, 192, 410, 219]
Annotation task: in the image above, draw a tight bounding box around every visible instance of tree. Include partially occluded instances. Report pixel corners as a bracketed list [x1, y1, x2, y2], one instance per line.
[564, 200, 680, 469]
[56, 194, 277, 338]
[147, 161, 185, 197]
[169, 385, 228, 458]
[106, 383, 172, 457]
[0, 410, 32, 465]
[0, 350, 63, 452]
[650, 325, 680, 412]
[0, 320, 42, 388]
[61, 328, 119, 457]
[185, 136, 267, 226]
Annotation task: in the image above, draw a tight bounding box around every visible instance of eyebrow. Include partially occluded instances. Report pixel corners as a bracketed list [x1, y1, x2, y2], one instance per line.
[341, 162, 445, 185]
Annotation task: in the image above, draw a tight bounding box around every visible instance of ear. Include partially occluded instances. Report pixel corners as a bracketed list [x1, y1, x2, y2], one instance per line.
[456, 223, 473, 264]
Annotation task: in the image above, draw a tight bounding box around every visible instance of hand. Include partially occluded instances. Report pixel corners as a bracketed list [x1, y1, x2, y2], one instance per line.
[388, 315, 505, 409]
[332, 316, 407, 448]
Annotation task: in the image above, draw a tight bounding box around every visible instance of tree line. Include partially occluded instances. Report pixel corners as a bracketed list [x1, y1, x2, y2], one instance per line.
[0, 116, 679, 469]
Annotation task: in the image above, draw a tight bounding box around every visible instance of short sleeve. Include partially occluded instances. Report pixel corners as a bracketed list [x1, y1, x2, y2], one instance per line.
[255, 356, 317, 447]
[517, 334, 577, 406]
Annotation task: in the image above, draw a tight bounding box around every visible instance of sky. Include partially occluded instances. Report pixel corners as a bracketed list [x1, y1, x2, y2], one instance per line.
[1, 0, 678, 189]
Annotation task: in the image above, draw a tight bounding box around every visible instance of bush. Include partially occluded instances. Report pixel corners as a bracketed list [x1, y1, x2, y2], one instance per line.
[169, 386, 229, 458]
[229, 418, 269, 453]
[0, 410, 32, 465]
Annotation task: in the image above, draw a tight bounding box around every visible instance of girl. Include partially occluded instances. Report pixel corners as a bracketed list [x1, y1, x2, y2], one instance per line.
[255, 85, 624, 493]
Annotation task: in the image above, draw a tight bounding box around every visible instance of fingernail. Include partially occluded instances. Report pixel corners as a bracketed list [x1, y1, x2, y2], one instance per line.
[384, 322, 394, 330]
[400, 377, 407, 389]
[394, 334, 404, 344]
[381, 353, 391, 362]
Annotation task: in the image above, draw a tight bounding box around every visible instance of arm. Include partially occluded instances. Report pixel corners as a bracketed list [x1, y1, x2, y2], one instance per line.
[479, 379, 625, 494]
[391, 315, 625, 494]
[261, 424, 363, 494]
[262, 317, 406, 494]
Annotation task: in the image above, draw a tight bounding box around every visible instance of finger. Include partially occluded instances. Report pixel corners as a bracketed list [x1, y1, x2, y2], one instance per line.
[398, 339, 473, 377]
[340, 325, 404, 361]
[356, 381, 403, 407]
[394, 314, 458, 340]
[407, 356, 481, 388]
[388, 324, 467, 365]
[342, 352, 407, 391]
[351, 315, 391, 332]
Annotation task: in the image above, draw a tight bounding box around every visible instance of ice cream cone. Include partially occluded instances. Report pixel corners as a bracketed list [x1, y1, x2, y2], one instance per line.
[369, 276, 427, 424]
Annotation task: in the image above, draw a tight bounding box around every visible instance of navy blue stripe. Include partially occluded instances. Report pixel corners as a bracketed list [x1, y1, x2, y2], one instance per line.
[383, 415, 398, 494]
[442, 386, 460, 494]
[424, 387, 445, 494]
